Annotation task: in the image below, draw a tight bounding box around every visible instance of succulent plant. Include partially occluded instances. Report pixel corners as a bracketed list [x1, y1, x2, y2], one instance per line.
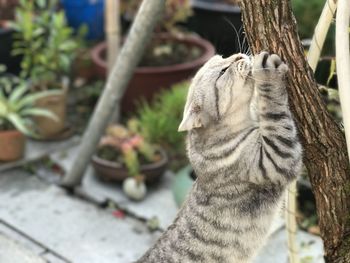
[98, 121, 159, 178]
[0, 69, 59, 136]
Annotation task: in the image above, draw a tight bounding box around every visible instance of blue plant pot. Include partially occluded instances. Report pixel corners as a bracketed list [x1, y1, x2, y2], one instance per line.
[171, 165, 195, 207]
[60, 0, 105, 40]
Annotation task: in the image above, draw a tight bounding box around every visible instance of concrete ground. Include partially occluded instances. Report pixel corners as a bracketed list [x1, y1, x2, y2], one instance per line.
[0, 139, 324, 263]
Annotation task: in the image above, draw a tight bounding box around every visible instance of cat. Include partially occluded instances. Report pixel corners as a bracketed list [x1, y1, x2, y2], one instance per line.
[136, 51, 302, 263]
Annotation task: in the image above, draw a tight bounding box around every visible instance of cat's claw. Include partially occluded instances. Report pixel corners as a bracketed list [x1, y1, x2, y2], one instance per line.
[252, 52, 288, 81]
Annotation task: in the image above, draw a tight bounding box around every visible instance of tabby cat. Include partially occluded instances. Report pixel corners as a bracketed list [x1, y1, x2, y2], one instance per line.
[136, 52, 302, 263]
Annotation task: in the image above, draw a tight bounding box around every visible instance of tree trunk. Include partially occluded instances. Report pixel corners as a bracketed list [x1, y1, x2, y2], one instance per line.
[239, 1, 350, 262]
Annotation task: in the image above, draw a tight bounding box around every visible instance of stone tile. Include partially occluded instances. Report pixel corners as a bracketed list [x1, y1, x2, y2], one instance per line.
[0, 168, 324, 263]
[0, 137, 80, 172]
[254, 228, 324, 263]
[0, 222, 46, 255]
[0, 170, 160, 263]
[50, 145, 284, 232]
[82, 168, 179, 230]
[49, 145, 80, 173]
[41, 252, 69, 263]
[0, 233, 46, 263]
[50, 145, 178, 229]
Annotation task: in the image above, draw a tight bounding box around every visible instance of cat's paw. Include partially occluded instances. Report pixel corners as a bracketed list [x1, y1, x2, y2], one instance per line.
[252, 52, 288, 83]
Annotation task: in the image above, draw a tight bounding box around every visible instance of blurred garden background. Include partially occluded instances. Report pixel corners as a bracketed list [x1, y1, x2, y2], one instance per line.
[0, 0, 342, 262]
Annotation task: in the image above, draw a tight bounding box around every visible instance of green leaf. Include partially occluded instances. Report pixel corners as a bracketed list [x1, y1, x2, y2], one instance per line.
[59, 41, 77, 51]
[0, 100, 8, 116]
[21, 107, 58, 121]
[36, 0, 45, 9]
[327, 59, 336, 86]
[0, 65, 6, 73]
[7, 113, 35, 136]
[15, 89, 62, 110]
[0, 87, 6, 100]
[33, 27, 45, 37]
[9, 83, 29, 104]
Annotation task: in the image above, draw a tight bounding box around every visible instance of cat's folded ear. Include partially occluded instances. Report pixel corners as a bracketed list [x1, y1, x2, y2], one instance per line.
[178, 102, 203, 132]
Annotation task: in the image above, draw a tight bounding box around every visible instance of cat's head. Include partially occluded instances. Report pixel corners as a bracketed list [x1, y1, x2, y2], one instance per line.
[178, 53, 252, 132]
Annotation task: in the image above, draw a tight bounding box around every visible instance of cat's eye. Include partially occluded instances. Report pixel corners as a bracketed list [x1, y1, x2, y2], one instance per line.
[219, 67, 229, 76]
[234, 55, 244, 62]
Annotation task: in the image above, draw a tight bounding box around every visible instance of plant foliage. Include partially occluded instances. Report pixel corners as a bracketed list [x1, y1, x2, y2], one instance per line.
[98, 122, 159, 177]
[135, 81, 189, 155]
[11, 0, 83, 89]
[0, 68, 59, 136]
[292, 0, 335, 55]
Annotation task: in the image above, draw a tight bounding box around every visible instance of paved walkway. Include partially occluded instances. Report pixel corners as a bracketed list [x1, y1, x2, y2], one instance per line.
[0, 140, 324, 263]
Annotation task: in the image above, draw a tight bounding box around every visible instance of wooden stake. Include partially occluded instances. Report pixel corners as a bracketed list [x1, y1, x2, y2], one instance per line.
[105, 0, 120, 75]
[105, 0, 121, 123]
[336, 0, 350, 163]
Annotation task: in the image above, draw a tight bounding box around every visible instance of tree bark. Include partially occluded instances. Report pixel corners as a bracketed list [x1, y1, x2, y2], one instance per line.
[239, 1, 350, 262]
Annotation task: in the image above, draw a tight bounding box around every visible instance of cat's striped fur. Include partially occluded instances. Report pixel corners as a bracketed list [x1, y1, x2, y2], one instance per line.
[136, 52, 302, 263]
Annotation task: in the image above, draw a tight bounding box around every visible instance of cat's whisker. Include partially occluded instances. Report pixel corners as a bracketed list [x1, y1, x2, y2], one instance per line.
[244, 44, 251, 56]
[242, 36, 247, 53]
[223, 16, 243, 53]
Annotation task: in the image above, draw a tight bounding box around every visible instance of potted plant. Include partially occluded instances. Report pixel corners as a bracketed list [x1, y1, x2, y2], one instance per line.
[0, 0, 22, 74]
[134, 81, 189, 170]
[131, 80, 196, 205]
[91, 0, 215, 112]
[92, 120, 168, 199]
[11, 0, 80, 139]
[73, 46, 96, 81]
[0, 67, 59, 161]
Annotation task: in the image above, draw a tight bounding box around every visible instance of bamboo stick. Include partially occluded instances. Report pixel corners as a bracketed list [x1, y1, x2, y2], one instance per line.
[307, 0, 337, 71]
[105, 0, 121, 123]
[105, 0, 120, 75]
[336, 0, 350, 163]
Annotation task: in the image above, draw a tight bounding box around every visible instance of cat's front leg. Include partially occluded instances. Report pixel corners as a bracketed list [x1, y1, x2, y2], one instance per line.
[252, 52, 302, 183]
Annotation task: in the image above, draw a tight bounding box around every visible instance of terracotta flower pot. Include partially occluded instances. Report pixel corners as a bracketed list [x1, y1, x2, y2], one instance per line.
[91, 33, 215, 112]
[73, 50, 96, 81]
[0, 130, 25, 162]
[92, 148, 168, 184]
[35, 86, 68, 139]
